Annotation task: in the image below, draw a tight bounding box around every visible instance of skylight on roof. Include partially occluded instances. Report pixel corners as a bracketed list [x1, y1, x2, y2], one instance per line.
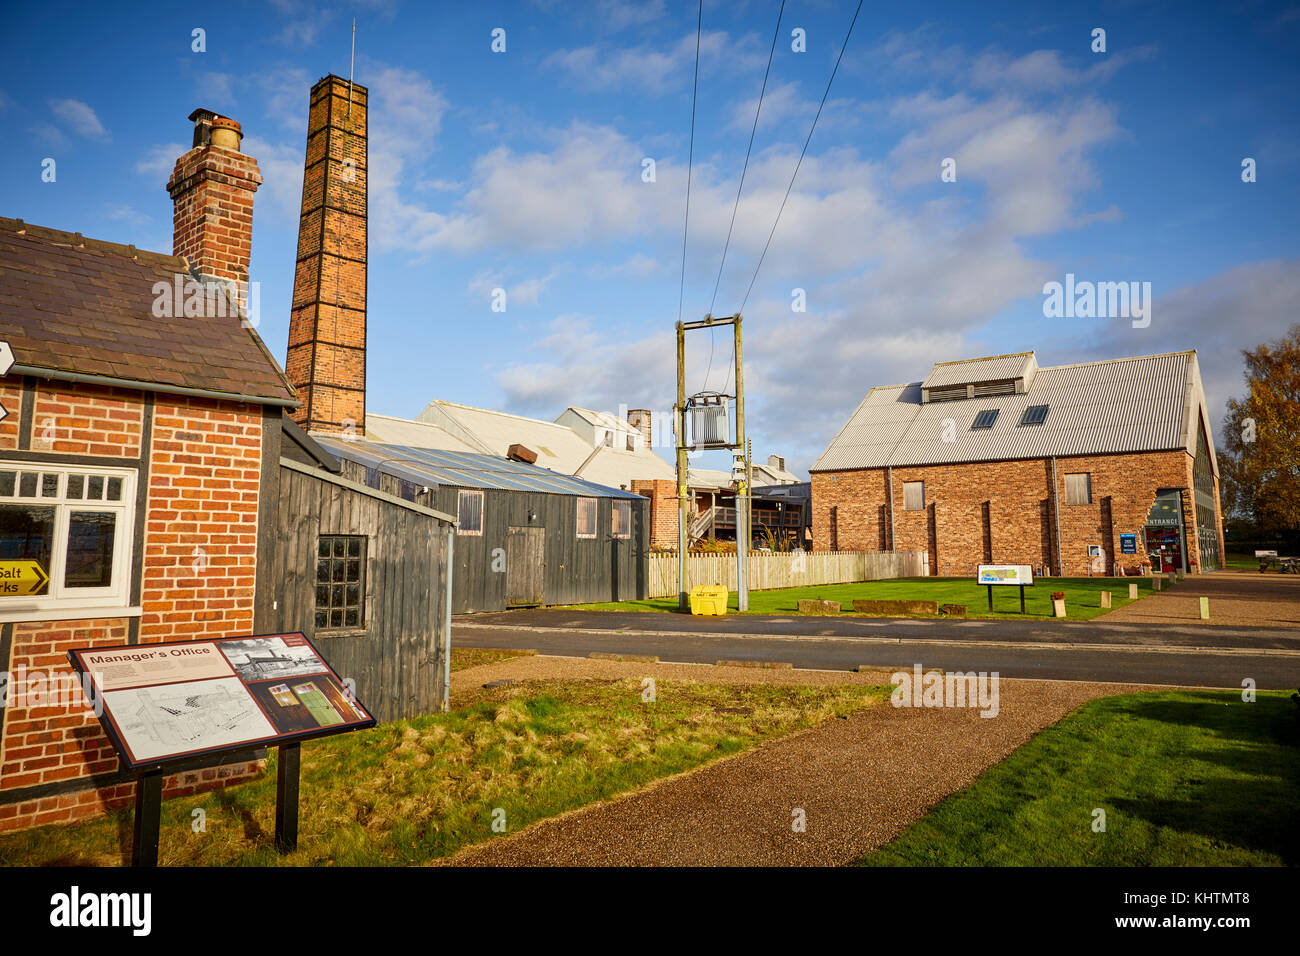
[972, 409, 999, 429]
[1020, 404, 1050, 426]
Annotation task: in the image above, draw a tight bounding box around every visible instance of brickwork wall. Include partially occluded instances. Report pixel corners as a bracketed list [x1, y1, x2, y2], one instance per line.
[0, 386, 265, 833]
[632, 479, 679, 549]
[140, 396, 262, 641]
[812, 450, 1207, 576]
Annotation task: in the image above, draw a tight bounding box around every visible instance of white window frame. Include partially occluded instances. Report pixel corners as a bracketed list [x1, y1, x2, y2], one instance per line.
[0, 461, 137, 622]
[456, 489, 484, 536]
[576, 497, 598, 538]
[611, 500, 631, 539]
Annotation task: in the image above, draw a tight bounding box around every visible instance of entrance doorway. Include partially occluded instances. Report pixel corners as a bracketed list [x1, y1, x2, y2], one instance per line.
[505, 526, 544, 606]
[1144, 527, 1182, 573]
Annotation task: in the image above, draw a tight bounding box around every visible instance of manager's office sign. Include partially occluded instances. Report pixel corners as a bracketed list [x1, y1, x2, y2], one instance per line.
[68, 633, 374, 771]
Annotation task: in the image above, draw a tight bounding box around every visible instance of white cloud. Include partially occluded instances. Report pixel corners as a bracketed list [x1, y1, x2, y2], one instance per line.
[544, 30, 760, 94]
[48, 98, 107, 139]
[194, 72, 236, 108]
[239, 135, 306, 224]
[970, 46, 1158, 92]
[135, 142, 188, 179]
[467, 270, 554, 307]
[105, 203, 152, 226]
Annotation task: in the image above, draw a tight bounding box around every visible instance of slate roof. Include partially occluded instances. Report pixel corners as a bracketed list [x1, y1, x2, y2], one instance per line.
[0, 218, 296, 405]
[813, 351, 1216, 473]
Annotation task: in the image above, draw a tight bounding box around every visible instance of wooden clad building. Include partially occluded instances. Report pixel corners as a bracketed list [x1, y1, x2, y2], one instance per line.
[313, 437, 650, 612]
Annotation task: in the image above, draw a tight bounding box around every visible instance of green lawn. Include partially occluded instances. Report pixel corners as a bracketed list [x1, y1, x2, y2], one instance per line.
[0, 678, 888, 867]
[574, 576, 1163, 621]
[860, 690, 1300, 866]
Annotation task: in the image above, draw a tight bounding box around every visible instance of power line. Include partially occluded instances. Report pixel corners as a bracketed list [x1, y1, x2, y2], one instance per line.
[709, 0, 785, 318]
[676, 0, 703, 336]
[737, 0, 864, 316]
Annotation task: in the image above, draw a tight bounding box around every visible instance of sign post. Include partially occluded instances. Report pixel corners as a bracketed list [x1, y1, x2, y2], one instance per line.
[275, 742, 302, 852]
[131, 771, 163, 868]
[68, 632, 375, 866]
[977, 565, 1034, 614]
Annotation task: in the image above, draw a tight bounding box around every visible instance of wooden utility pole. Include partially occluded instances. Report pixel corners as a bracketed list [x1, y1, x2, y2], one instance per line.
[674, 313, 748, 612]
[676, 322, 689, 610]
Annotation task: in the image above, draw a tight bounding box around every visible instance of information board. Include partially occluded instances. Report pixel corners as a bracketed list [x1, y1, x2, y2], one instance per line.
[1120, 534, 1137, 554]
[68, 633, 375, 771]
[977, 565, 1033, 586]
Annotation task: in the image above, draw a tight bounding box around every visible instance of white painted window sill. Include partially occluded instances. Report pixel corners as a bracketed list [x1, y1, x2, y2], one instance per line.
[0, 605, 143, 625]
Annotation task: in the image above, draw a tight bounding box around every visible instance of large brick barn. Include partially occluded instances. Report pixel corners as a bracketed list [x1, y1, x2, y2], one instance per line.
[810, 351, 1226, 577]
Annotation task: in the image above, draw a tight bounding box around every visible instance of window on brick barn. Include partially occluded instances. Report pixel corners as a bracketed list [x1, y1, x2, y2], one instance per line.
[457, 490, 484, 535]
[903, 481, 925, 511]
[0, 462, 135, 619]
[576, 497, 598, 537]
[1065, 473, 1092, 506]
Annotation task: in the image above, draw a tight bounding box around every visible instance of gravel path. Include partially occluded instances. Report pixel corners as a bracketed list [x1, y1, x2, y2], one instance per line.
[1103, 571, 1300, 628]
[442, 654, 1164, 866]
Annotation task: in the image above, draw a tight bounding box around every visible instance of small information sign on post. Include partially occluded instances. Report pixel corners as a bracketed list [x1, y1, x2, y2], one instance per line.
[68, 632, 375, 866]
[977, 565, 1034, 614]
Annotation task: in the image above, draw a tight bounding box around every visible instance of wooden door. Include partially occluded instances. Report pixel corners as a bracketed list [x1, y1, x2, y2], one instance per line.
[505, 526, 545, 606]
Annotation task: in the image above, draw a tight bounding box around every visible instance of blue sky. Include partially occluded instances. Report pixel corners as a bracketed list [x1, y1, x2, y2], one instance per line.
[2, 0, 1298, 477]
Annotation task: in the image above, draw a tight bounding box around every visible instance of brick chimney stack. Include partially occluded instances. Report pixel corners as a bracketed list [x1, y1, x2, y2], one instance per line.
[628, 409, 653, 450]
[166, 109, 261, 311]
[285, 75, 367, 435]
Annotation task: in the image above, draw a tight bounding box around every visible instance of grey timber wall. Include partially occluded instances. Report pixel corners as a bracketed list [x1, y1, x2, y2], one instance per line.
[432, 487, 649, 613]
[256, 463, 451, 723]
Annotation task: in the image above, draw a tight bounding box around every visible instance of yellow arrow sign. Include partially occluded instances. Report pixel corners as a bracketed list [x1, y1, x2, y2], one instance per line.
[0, 560, 50, 596]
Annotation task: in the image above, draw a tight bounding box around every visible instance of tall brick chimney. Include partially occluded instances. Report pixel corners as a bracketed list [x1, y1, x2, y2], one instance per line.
[285, 75, 367, 435]
[167, 109, 261, 311]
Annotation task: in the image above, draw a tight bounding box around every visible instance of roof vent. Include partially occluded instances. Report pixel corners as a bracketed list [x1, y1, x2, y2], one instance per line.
[507, 443, 539, 464]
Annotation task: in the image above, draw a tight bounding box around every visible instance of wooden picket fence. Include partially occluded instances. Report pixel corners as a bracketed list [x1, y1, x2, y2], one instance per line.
[647, 550, 929, 598]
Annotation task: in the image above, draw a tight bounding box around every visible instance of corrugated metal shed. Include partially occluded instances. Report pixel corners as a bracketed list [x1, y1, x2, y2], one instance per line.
[922, 352, 1035, 389]
[314, 435, 645, 499]
[813, 351, 1205, 471]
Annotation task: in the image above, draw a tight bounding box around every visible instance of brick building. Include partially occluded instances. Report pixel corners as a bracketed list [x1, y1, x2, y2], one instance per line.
[810, 351, 1225, 577]
[0, 107, 303, 832]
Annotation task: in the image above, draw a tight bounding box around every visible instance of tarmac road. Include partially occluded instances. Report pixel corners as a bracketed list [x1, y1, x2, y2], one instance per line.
[452, 609, 1300, 688]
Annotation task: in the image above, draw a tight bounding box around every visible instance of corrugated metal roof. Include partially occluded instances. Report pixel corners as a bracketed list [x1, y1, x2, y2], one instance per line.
[314, 436, 644, 499]
[813, 352, 1200, 471]
[363, 413, 481, 452]
[922, 352, 1035, 389]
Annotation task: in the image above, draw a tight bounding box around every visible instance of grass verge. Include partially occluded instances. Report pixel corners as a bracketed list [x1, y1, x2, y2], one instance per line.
[573, 576, 1161, 621]
[860, 690, 1300, 866]
[0, 678, 888, 867]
